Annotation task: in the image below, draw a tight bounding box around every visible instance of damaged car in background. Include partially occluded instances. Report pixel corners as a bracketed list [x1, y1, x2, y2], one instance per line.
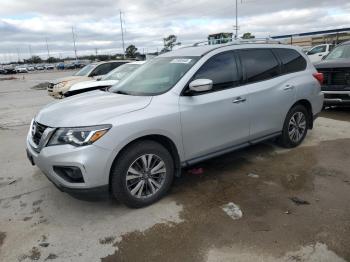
[64, 61, 145, 97]
[315, 40, 350, 106]
[47, 60, 131, 98]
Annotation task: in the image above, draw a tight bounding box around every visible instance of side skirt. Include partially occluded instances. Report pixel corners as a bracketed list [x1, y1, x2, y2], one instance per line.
[181, 131, 281, 168]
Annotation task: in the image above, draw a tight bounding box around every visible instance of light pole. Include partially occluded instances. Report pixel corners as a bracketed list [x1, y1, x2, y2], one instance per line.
[45, 37, 50, 59]
[120, 11, 125, 59]
[72, 26, 78, 60]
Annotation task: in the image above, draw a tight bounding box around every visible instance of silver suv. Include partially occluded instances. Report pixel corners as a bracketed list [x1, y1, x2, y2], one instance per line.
[26, 43, 324, 208]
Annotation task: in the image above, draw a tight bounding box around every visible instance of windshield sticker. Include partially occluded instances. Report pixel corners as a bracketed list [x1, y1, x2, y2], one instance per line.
[170, 58, 192, 64]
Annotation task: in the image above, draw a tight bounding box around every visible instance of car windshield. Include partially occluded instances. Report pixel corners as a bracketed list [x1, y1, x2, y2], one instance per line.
[74, 64, 95, 76]
[102, 63, 142, 81]
[325, 45, 350, 60]
[110, 57, 198, 96]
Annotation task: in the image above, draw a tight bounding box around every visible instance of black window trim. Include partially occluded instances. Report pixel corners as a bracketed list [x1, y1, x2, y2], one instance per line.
[181, 50, 243, 96]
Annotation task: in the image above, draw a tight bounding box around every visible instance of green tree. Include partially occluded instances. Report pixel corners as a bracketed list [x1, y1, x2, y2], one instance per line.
[162, 35, 181, 52]
[242, 32, 255, 39]
[125, 45, 138, 58]
[46, 57, 59, 63]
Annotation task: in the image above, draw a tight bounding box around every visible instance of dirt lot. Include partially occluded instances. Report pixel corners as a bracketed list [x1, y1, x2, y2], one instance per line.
[0, 72, 349, 262]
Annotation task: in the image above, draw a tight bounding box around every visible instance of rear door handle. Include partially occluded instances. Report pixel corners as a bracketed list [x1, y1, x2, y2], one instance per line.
[283, 84, 295, 91]
[232, 97, 246, 104]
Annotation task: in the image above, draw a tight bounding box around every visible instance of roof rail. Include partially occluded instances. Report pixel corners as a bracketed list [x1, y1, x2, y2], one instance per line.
[177, 37, 282, 50]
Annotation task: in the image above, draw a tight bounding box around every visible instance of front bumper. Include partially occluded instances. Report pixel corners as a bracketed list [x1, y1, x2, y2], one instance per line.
[26, 132, 112, 197]
[322, 90, 350, 105]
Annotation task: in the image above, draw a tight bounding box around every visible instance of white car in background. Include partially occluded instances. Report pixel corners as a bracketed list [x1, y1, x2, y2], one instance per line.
[48, 60, 131, 98]
[64, 61, 146, 97]
[306, 44, 334, 63]
[15, 66, 28, 73]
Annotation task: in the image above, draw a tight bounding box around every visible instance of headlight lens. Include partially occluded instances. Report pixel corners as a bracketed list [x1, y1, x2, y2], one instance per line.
[55, 81, 67, 89]
[48, 125, 111, 147]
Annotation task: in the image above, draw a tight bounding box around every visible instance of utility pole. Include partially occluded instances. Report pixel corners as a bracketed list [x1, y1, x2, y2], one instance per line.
[95, 48, 98, 57]
[234, 0, 238, 39]
[119, 11, 125, 59]
[234, 0, 242, 39]
[16, 48, 21, 63]
[72, 26, 78, 60]
[28, 45, 33, 59]
[45, 37, 50, 59]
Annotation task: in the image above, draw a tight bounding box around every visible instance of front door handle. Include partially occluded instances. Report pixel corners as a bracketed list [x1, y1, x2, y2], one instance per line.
[232, 97, 246, 104]
[283, 84, 295, 91]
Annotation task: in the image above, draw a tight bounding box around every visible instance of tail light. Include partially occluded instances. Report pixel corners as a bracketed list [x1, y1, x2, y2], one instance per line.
[313, 72, 324, 85]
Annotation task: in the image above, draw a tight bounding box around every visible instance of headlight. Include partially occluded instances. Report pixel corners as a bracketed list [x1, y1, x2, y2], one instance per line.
[48, 125, 111, 147]
[55, 81, 68, 89]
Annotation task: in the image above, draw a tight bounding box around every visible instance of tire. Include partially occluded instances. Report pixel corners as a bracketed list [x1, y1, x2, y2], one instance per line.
[110, 140, 174, 208]
[278, 104, 309, 148]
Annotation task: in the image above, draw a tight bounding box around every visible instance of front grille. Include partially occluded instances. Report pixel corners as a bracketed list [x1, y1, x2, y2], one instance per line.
[32, 122, 48, 145]
[318, 68, 350, 86]
[324, 93, 350, 100]
[47, 83, 54, 92]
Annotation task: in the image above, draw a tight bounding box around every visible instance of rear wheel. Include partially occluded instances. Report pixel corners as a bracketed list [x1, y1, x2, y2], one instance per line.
[110, 140, 174, 208]
[278, 104, 309, 148]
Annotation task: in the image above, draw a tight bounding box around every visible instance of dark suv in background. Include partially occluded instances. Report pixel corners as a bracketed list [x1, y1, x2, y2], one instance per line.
[315, 41, 350, 106]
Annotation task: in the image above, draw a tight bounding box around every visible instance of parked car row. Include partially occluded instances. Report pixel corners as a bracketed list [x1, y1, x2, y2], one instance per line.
[56, 61, 87, 70]
[28, 42, 324, 208]
[0, 64, 56, 74]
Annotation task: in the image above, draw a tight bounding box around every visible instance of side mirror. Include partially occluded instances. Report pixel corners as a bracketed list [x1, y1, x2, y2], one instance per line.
[96, 76, 102, 81]
[189, 79, 213, 93]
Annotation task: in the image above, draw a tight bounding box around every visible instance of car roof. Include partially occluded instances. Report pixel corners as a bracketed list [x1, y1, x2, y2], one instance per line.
[127, 61, 146, 65]
[92, 60, 134, 65]
[340, 40, 350, 46]
[159, 43, 300, 57]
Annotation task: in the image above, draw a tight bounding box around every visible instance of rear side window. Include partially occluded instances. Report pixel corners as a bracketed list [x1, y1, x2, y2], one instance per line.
[193, 51, 240, 91]
[274, 48, 306, 74]
[239, 49, 279, 84]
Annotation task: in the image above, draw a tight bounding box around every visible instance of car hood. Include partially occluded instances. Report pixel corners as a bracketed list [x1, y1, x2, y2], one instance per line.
[50, 76, 90, 85]
[35, 91, 152, 127]
[69, 80, 118, 92]
[314, 59, 350, 69]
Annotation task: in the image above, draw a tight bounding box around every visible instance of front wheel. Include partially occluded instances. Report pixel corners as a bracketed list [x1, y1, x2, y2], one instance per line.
[278, 105, 309, 148]
[110, 140, 174, 208]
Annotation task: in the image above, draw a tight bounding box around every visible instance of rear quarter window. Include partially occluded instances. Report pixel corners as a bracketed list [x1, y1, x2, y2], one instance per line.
[274, 48, 306, 74]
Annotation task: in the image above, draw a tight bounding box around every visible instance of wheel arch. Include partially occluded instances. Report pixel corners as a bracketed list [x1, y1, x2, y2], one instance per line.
[108, 134, 182, 190]
[291, 99, 314, 129]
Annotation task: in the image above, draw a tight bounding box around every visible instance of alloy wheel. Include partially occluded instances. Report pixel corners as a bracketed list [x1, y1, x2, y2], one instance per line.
[126, 154, 166, 199]
[288, 111, 307, 143]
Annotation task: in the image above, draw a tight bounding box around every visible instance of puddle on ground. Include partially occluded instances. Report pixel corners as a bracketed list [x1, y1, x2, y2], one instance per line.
[0, 232, 5, 247]
[102, 139, 350, 261]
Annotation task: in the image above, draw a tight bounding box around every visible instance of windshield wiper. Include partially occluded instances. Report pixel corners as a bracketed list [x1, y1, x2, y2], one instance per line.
[114, 90, 131, 95]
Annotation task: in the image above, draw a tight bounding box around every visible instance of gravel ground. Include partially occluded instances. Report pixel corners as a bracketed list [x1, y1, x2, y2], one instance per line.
[0, 71, 349, 262]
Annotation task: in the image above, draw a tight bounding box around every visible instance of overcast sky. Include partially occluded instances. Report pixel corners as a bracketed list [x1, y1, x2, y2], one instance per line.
[1, 0, 350, 62]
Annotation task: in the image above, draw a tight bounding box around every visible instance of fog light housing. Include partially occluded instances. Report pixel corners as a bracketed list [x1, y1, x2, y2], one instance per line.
[53, 166, 84, 183]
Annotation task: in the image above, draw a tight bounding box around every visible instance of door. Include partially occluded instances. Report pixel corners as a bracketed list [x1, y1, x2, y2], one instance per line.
[238, 48, 301, 140]
[179, 51, 250, 161]
[307, 45, 327, 63]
